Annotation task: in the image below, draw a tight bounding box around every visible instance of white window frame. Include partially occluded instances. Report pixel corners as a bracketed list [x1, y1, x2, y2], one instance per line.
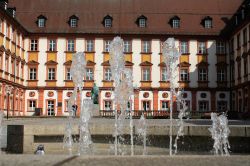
[142, 41, 150, 53]
[123, 40, 131, 53]
[180, 69, 189, 81]
[142, 67, 150, 81]
[161, 101, 169, 111]
[66, 68, 72, 80]
[104, 101, 112, 111]
[104, 40, 111, 52]
[161, 67, 168, 81]
[104, 18, 112, 27]
[49, 39, 56, 51]
[199, 101, 209, 112]
[142, 101, 150, 111]
[173, 19, 180, 28]
[30, 39, 38, 51]
[29, 68, 37, 80]
[47, 100, 55, 116]
[217, 69, 225, 82]
[216, 41, 225, 54]
[86, 68, 94, 81]
[198, 42, 206, 54]
[199, 68, 208, 81]
[204, 19, 212, 28]
[86, 40, 94, 52]
[70, 18, 77, 27]
[67, 40, 74, 52]
[48, 68, 56, 80]
[29, 100, 36, 111]
[104, 68, 112, 81]
[38, 18, 45, 27]
[139, 18, 146, 27]
[180, 41, 188, 54]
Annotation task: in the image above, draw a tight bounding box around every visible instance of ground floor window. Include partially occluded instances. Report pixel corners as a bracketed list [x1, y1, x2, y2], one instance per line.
[104, 100, 112, 111]
[217, 101, 227, 112]
[161, 101, 169, 111]
[47, 100, 55, 116]
[142, 101, 150, 111]
[244, 97, 248, 112]
[198, 101, 209, 112]
[28, 100, 36, 111]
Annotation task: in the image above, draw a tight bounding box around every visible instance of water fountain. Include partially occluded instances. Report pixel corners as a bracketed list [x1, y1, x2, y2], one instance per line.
[209, 112, 230, 156]
[162, 38, 186, 155]
[136, 114, 147, 155]
[109, 37, 134, 155]
[63, 52, 94, 155]
[78, 99, 93, 155]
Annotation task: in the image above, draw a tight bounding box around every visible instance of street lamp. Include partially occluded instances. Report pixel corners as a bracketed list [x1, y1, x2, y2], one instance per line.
[5, 85, 13, 119]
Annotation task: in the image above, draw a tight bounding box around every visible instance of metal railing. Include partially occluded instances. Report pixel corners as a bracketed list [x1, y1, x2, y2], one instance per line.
[99, 110, 216, 119]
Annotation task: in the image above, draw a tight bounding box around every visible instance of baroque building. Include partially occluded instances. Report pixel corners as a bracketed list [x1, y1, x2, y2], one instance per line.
[0, 0, 249, 117]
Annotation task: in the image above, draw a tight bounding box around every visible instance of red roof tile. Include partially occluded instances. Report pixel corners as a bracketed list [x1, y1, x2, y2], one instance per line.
[8, 0, 244, 35]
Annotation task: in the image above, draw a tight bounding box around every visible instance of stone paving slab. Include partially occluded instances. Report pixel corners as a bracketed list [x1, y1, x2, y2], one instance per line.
[0, 155, 249, 166]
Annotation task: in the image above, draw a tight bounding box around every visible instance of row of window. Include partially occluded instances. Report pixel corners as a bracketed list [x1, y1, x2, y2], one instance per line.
[235, 25, 250, 49]
[0, 19, 24, 47]
[0, 56, 24, 78]
[28, 66, 227, 82]
[30, 39, 226, 54]
[28, 99, 227, 115]
[36, 14, 213, 29]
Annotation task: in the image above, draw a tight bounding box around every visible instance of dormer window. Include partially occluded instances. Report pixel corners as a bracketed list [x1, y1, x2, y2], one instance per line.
[68, 15, 79, 28]
[136, 15, 147, 28]
[169, 16, 180, 28]
[102, 15, 113, 28]
[205, 19, 212, 28]
[241, 9, 245, 20]
[36, 15, 47, 28]
[201, 16, 212, 28]
[139, 19, 146, 27]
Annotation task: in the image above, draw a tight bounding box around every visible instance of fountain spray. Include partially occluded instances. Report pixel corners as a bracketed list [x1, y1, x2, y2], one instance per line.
[162, 38, 181, 156]
[209, 112, 230, 156]
[110, 37, 134, 155]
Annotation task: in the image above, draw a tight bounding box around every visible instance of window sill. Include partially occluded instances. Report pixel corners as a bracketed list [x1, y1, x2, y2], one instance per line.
[196, 53, 208, 56]
[181, 53, 190, 55]
[140, 81, 152, 83]
[197, 81, 209, 83]
[27, 50, 39, 53]
[46, 51, 58, 53]
[64, 51, 76, 53]
[64, 80, 73, 82]
[45, 80, 57, 82]
[178, 80, 190, 83]
[84, 51, 96, 53]
[140, 52, 152, 54]
[102, 80, 114, 82]
[27, 80, 38, 82]
[84, 80, 94, 82]
[124, 52, 133, 54]
[159, 81, 170, 83]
